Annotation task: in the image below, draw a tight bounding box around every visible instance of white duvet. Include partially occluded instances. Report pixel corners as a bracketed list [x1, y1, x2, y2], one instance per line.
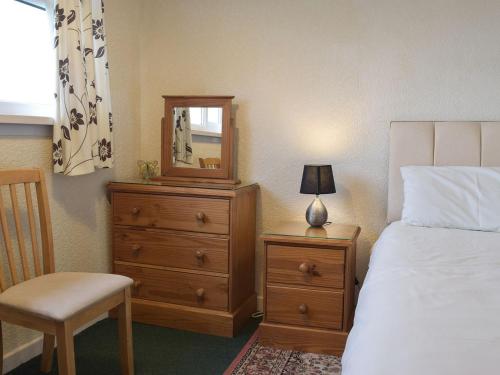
[342, 221, 500, 375]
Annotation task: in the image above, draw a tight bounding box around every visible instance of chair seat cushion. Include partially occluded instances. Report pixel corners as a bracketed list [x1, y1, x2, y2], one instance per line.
[0, 272, 133, 321]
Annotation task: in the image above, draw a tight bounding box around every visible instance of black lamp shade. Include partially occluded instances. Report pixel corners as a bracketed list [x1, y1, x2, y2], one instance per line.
[300, 165, 336, 195]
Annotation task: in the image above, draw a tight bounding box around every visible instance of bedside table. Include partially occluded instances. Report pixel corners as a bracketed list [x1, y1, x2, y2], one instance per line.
[259, 222, 360, 355]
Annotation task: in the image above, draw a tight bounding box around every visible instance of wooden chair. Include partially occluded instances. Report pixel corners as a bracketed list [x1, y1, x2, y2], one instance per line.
[198, 157, 221, 169]
[0, 169, 134, 375]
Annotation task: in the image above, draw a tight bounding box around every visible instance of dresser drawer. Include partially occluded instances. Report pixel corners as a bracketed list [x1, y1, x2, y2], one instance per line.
[113, 193, 230, 234]
[266, 285, 343, 330]
[115, 263, 228, 311]
[267, 245, 345, 289]
[113, 228, 229, 273]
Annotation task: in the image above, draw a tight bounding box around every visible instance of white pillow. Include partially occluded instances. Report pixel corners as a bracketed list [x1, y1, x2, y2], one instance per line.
[401, 166, 500, 232]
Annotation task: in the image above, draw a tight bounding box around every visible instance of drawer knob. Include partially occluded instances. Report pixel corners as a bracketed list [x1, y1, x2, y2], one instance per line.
[131, 207, 141, 216]
[195, 250, 205, 264]
[196, 288, 205, 299]
[299, 263, 310, 273]
[132, 244, 142, 256]
[133, 280, 142, 289]
[196, 212, 206, 223]
[298, 303, 308, 314]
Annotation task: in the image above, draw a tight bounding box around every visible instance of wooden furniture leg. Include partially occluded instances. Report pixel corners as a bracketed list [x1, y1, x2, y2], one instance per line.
[118, 288, 134, 375]
[0, 321, 3, 374]
[56, 322, 76, 375]
[40, 333, 55, 373]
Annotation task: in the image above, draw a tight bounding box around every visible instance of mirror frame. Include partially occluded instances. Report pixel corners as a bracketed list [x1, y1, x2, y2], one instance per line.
[160, 95, 235, 182]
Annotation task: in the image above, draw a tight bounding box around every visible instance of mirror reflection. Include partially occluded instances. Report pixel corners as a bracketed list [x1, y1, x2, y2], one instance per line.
[172, 107, 222, 169]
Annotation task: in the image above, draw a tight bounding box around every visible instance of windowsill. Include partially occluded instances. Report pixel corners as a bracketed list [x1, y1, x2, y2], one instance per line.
[192, 129, 221, 138]
[0, 114, 54, 126]
[0, 115, 53, 137]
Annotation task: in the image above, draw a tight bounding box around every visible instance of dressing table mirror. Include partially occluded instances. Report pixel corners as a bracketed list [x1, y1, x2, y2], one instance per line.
[158, 95, 237, 184]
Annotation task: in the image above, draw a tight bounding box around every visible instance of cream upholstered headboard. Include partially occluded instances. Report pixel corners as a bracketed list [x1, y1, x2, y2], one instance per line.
[387, 121, 500, 223]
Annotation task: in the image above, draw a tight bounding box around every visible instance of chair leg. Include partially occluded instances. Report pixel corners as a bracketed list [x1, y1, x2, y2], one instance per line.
[56, 321, 76, 375]
[40, 333, 55, 373]
[118, 287, 134, 375]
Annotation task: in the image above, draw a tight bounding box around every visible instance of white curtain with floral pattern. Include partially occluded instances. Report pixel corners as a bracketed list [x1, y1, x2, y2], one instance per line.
[51, 0, 113, 176]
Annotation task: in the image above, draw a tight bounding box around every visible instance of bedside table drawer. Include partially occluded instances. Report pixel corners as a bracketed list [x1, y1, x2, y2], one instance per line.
[266, 285, 343, 330]
[267, 245, 345, 289]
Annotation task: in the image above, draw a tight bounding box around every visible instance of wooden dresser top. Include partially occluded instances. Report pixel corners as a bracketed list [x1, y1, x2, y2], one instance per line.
[108, 180, 258, 198]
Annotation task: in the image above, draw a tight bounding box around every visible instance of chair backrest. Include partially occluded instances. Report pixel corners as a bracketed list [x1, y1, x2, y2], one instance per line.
[0, 168, 54, 291]
[199, 157, 221, 169]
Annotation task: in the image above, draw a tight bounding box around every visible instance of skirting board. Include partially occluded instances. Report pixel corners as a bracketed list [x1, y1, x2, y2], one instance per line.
[2, 313, 108, 374]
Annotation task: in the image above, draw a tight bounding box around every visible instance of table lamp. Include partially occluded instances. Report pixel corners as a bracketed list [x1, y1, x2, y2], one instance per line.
[300, 164, 336, 227]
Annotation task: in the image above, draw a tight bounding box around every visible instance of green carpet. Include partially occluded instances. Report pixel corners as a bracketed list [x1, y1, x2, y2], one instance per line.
[7, 317, 259, 375]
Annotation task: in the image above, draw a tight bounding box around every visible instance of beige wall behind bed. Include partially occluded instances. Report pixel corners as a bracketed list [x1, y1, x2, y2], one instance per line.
[137, 0, 500, 303]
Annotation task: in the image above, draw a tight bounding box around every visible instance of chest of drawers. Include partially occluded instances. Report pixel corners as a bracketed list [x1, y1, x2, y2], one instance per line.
[108, 181, 258, 337]
[259, 222, 360, 355]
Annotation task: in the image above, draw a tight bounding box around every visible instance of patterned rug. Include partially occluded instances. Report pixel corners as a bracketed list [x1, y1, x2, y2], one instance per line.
[224, 332, 342, 375]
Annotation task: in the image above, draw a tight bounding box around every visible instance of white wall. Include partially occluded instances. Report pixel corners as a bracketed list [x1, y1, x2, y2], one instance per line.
[137, 0, 500, 298]
[0, 0, 141, 357]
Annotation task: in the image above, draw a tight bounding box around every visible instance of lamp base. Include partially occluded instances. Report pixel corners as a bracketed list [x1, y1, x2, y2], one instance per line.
[305, 195, 328, 227]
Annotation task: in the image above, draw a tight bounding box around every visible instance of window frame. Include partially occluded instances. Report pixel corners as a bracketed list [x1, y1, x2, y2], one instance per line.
[16, 0, 48, 11]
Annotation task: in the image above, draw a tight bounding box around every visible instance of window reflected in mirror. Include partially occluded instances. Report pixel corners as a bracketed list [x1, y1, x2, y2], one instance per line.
[172, 107, 222, 169]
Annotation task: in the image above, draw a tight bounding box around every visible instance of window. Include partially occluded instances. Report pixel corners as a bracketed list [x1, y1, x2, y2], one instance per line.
[0, 0, 55, 121]
[189, 107, 222, 136]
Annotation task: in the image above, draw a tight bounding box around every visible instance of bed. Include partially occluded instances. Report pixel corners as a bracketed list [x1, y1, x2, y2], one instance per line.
[342, 122, 500, 375]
